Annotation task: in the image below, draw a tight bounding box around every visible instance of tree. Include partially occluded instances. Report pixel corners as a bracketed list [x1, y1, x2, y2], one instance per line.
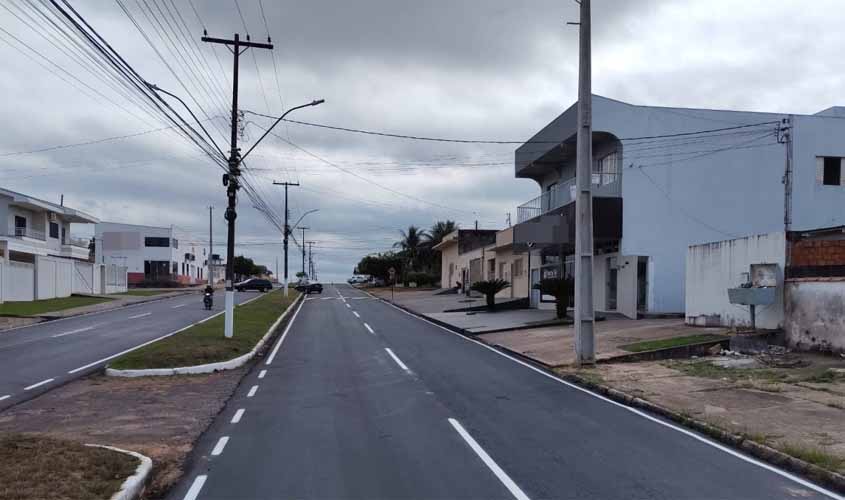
[536, 277, 575, 319]
[423, 220, 457, 278]
[394, 225, 428, 273]
[233, 256, 256, 279]
[470, 279, 510, 310]
[427, 220, 457, 247]
[355, 252, 404, 281]
[295, 271, 307, 279]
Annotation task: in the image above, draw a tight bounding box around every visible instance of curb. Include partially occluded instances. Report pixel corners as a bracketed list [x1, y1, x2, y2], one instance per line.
[369, 290, 845, 495]
[106, 294, 303, 377]
[84, 444, 152, 500]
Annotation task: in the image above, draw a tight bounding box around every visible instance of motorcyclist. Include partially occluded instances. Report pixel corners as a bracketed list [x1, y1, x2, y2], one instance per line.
[203, 284, 214, 309]
[204, 284, 214, 296]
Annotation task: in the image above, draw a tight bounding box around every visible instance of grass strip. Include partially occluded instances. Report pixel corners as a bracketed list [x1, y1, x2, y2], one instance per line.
[0, 434, 137, 500]
[0, 295, 113, 317]
[620, 333, 726, 353]
[109, 290, 299, 370]
[117, 290, 174, 297]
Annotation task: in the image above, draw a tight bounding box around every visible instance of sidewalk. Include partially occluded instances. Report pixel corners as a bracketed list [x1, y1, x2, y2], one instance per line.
[0, 289, 195, 332]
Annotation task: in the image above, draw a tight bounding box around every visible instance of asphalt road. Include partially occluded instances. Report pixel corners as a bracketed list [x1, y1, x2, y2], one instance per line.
[0, 290, 258, 410]
[171, 284, 841, 500]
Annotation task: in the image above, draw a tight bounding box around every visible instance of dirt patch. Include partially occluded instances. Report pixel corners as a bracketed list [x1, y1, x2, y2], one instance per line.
[0, 434, 138, 500]
[0, 370, 244, 499]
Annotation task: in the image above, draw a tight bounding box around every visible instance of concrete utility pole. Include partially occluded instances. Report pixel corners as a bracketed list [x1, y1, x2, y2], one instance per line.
[273, 181, 299, 296]
[300, 227, 309, 277]
[307, 241, 314, 280]
[202, 33, 273, 339]
[208, 206, 213, 286]
[780, 117, 794, 267]
[574, 0, 595, 365]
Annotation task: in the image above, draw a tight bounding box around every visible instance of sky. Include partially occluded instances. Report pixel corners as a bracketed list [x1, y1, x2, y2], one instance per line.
[1, 0, 844, 282]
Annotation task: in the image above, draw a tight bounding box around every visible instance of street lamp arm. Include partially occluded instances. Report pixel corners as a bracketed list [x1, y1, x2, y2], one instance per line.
[146, 82, 227, 160]
[240, 99, 325, 161]
[290, 209, 319, 233]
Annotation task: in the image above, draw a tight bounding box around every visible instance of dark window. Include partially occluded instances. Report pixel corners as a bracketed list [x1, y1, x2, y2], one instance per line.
[172, 262, 178, 274]
[145, 237, 170, 247]
[14, 216, 26, 236]
[823, 157, 841, 186]
[49, 222, 59, 239]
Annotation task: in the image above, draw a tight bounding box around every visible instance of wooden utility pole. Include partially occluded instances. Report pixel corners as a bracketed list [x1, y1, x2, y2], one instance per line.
[202, 33, 273, 338]
[574, 0, 595, 365]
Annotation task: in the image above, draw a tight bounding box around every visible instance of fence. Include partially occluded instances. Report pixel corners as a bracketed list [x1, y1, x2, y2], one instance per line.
[0, 257, 127, 303]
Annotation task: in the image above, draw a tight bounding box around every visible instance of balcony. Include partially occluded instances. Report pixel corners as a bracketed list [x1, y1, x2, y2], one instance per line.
[6, 226, 46, 241]
[517, 174, 621, 224]
[62, 236, 90, 249]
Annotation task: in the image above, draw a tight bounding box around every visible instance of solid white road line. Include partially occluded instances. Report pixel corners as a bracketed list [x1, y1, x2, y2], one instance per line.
[128, 312, 152, 319]
[211, 436, 229, 456]
[258, 370, 267, 379]
[231, 409, 245, 424]
[0, 395, 10, 401]
[384, 347, 409, 372]
[380, 297, 844, 500]
[265, 299, 305, 365]
[172, 303, 187, 309]
[247, 385, 258, 398]
[64, 295, 269, 375]
[52, 326, 95, 338]
[353, 311, 360, 318]
[24, 378, 54, 391]
[364, 323, 375, 335]
[449, 418, 530, 500]
[183, 475, 207, 500]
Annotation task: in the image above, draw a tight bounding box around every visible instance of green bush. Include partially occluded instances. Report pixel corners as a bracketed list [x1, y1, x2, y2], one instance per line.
[406, 272, 438, 287]
[535, 277, 574, 319]
[470, 279, 510, 310]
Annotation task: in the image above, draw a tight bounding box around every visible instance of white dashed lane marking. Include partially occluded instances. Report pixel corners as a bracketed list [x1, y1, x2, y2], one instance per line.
[231, 409, 245, 424]
[211, 436, 229, 456]
[247, 385, 258, 398]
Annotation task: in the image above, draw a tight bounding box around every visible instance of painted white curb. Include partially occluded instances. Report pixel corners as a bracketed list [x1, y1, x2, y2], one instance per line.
[84, 444, 152, 500]
[106, 293, 302, 377]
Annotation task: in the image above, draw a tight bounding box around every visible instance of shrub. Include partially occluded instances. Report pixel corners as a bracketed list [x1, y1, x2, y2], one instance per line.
[470, 279, 510, 310]
[535, 276, 574, 319]
[406, 272, 438, 287]
[133, 279, 180, 289]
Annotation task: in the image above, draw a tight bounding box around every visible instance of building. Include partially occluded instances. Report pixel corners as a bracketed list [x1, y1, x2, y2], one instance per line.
[510, 95, 845, 318]
[686, 226, 845, 353]
[0, 188, 127, 301]
[434, 228, 530, 301]
[95, 222, 207, 286]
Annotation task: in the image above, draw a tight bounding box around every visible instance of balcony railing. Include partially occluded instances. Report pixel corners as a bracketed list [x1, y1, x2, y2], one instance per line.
[8, 226, 46, 240]
[62, 236, 90, 248]
[516, 175, 621, 223]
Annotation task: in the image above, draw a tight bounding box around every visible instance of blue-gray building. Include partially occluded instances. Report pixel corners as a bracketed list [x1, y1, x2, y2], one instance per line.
[513, 95, 845, 318]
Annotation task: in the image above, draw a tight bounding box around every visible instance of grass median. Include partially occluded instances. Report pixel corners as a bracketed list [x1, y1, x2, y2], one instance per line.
[109, 290, 300, 370]
[0, 434, 138, 500]
[619, 333, 727, 353]
[0, 295, 113, 317]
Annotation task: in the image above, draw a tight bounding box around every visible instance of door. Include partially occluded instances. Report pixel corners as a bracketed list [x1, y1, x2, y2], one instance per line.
[606, 257, 618, 311]
[637, 257, 648, 311]
[529, 269, 540, 308]
[14, 216, 26, 237]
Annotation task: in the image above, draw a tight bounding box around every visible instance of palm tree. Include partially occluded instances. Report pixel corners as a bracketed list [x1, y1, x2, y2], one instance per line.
[394, 225, 428, 273]
[426, 220, 458, 247]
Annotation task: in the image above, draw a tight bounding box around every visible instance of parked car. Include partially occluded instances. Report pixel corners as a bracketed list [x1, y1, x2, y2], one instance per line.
[295, 280, 323, 294]
[235, 278, 273, 292]
[347, 275, 368, 284]
[370, 277, 386, 287]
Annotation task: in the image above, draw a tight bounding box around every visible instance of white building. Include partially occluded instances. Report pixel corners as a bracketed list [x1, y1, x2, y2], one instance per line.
[511, 95, 845, 318]
[95, 222, 207, 286]
[0, 188, 126, 301]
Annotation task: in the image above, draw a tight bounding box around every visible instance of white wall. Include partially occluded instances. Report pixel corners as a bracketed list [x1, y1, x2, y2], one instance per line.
[2, 261, 34, 301]
[35, 255, 73, 300]
[685, 231, 785, 329]
[785, 281, 845, 353]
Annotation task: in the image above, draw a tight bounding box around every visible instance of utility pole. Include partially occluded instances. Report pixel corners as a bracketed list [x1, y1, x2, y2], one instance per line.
[273, 181, 299, 296]
[202, 33, 273, 339]
[208, 206, 213, 286]
[780, 117, 794, 267]
[307, 241, 314, 280]
[300, 227, 309, 277]
[574, 0, 595, 365]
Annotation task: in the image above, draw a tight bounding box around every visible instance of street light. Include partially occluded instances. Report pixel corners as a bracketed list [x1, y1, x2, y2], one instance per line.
[241, 100, 325, 161]
[146, 82, 226, 160]
[291, 209, 319, 232]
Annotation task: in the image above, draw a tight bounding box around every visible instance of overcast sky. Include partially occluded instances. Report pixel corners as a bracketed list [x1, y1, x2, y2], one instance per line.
[1, 0, 843, 282]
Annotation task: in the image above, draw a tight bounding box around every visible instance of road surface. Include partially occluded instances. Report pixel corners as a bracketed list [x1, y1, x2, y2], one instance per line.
[0, 290, 257, 410]
[170, 284, 840, 500]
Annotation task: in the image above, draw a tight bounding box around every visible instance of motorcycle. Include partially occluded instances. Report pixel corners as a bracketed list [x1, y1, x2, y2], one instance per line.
[203, 292, 213, 310]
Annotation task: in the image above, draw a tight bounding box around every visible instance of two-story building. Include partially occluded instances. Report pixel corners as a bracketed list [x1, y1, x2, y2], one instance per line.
[0, 188, 126, 301]
[95, 222, 207, 286]
[511, 95, 845, 318]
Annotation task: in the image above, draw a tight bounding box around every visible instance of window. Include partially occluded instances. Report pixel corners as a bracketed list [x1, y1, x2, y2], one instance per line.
[513, 258, 524, 277]
[171, 238, 178, 249]
[488, 258, 496, 279]
[822, 157, 842, 186]
[145, 237, 170, 247]
[499, 262, 506, 279]
[49, 222, 59, 239]
[593, 151, 619, 186]
[14, 216, 26, 236]
[172, 262, 178, 274]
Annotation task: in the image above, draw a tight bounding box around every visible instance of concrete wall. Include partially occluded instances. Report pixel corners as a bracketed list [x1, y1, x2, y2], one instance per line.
[685, 232, 785, 329]
[35, 255, 73, 300]
[785, 280, 845, 353]
[1, 261, 34, 301]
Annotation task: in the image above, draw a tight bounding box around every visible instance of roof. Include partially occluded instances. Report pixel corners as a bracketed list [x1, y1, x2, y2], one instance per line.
[96, 221, 172, 233]
[0, 187, 98, 223]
